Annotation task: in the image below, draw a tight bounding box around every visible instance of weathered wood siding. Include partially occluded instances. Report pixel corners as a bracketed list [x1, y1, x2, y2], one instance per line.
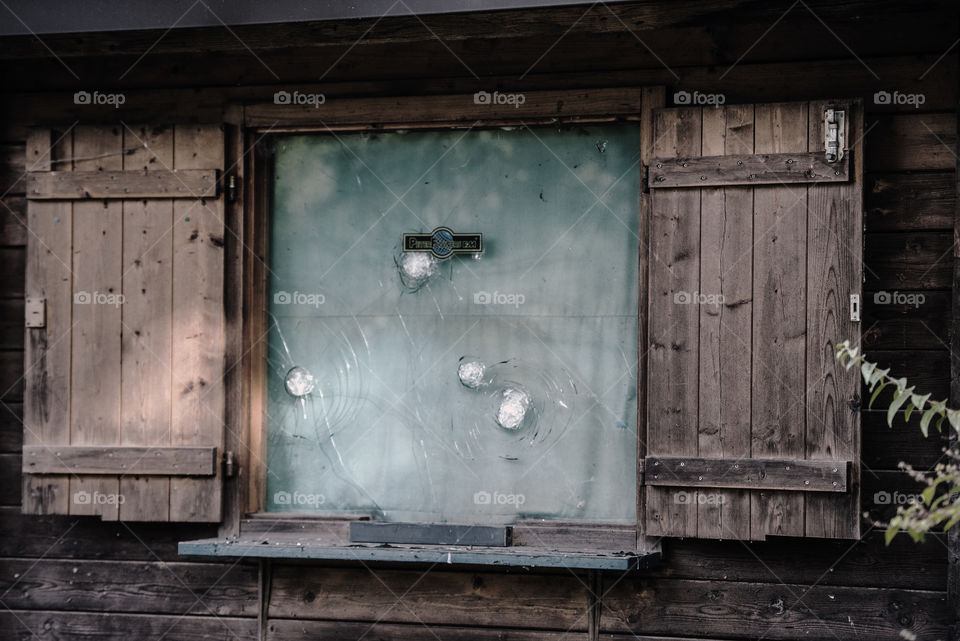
[0, 2, 956, 639]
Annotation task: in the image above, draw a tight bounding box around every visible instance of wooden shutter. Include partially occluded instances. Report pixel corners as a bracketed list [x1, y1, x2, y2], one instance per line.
[22, 124, 226, 522]
[644, 100, 863, 540]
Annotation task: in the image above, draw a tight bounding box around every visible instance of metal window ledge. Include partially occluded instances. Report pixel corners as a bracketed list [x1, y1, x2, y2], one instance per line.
[178, 536, 659, 570]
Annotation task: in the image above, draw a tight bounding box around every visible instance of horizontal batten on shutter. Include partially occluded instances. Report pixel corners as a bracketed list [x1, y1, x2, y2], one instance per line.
[26, 169, 219, 199]
[648, 151, 848, 188]
[22, 445, 218, 476]
[644, 456, 849, 492]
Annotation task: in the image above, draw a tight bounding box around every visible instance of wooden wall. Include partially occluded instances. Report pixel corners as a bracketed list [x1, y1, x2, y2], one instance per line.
[0, 2, 957, 639]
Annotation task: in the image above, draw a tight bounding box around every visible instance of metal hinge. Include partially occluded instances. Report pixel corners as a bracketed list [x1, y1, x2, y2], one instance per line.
[824, 108, 846, 163]
[225, 173, 238, 202]
[25, 297, 45, 328]
[223, 450, 238, 478]
[849, 294, 861, 322]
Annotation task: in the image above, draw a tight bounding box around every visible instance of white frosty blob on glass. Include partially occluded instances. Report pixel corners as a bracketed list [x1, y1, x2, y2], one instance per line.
[284, 365, 316, 397]
[496, 387, 532, 430]
[458, 359, 487, 389]
[397, 251, 438, 291]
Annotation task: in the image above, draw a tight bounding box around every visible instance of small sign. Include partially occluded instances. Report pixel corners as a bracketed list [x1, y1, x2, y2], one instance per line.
[403, 227, 482, 259]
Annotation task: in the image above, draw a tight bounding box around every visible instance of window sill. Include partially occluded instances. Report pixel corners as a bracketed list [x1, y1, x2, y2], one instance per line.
[178, 535, 660, 570]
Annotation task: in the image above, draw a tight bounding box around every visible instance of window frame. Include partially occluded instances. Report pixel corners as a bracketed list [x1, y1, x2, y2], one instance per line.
[225, 87, 664, 562]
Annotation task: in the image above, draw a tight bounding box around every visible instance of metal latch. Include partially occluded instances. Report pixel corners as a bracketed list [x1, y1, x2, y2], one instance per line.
[225, 174, 238, 202]
[223, 450, 237, 478]
[824, 108, 846, 163]
[25, 297, 45, 328]
[849, 294, 860, 322]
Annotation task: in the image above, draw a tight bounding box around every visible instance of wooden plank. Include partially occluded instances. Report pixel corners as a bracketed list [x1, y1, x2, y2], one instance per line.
[268, 564, 590, 629]
[0, 196, 27, 244]
[602, 578, 950, 640]
[0, 454, 20, 505]
[862, 410, 951, 470]
[349, 522, 511, 547]
[862, 288, 950, 350]
[0, 299, 24, 350]
[645, 457, 848, 492]
[649, 151, 847, 188]
[0, 402, 22, 453]
[245, 88, 644, 128]
[696, 103, 753, 540]
[750, 102, 808, 539]
[0, 558, 258, 615]
[22, 445, 217, 475]
[0, 350, 23, 402]
[22, 128, 71, 516]
[866, 172, 955, 232]
[0, 506, 218, 560]
[866, 113, 956, 171]
[69, 125, 123, 520]
[657, 532, 947, 591]
[120, 123, 174, 522]
[170, 124, 225, 522]
[0, 143, 25, 195]
[26, 168, 218, 199]
[0, 247, 25, 297]
[636, 85, 664, 546]
[646, 106, 701, 538]
[864, 350, 951, 399]
[512, 521, 637, 551]
[804, 99, 863, 539]
[865, 230, 954, 290]
[948, 103, 960, 641]
[0, 611, 257, 641]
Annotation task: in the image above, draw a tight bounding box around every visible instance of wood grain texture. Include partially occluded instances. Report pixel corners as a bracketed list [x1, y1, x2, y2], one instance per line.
[268, 565, 589, 630]
[22, 128, 71, 515]
[804, 99, 863, 539]
[69, 125, 123, 521]
[646, 106, 701, 537]
[602, 578, 950, 640]
[866, 172, 955, 232]
[171, 124, 225, 522]
[22, 445, 217, 475]
[0, 610, 257, 641]
[696, 104, 753, 540]
[645, 456, 848, 491]
[0, 196, 27, 244]
[650, 151, 847, 188]
[120, 123, 174, 522]
[27, 168, 217, 199]
[864, 230, 954, 290]
[749, 102, 808, 539]
[866, 113, 956, 171]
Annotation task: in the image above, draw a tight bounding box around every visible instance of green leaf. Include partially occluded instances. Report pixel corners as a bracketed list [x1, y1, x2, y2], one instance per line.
[887, 385, 914, 427]
[922, 485, 938, 506]
[904, 401, 916, 424]
[885, 524, 900, 545]
[911, 393, 931, 412]
[869, 368, 890, 393]
[947, 409, 960, 435]
[920, 407, 939, 437]
[937, 414, 946, 433]
[869, 382, 888, 409]
[860, 361, 877, 386]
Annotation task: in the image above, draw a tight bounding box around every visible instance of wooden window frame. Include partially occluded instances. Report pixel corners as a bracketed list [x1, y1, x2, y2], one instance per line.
[217, 87, 665, 567]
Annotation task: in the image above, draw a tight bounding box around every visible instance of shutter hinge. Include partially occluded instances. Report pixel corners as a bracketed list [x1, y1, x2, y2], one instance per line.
[225, 173, 238, 202]
[641, 164, 650, 193]
[223, 450, 238, 478]
[25, 297, 45, 328]
[824, 108, 846, 163]
[849, 294, 861, 322]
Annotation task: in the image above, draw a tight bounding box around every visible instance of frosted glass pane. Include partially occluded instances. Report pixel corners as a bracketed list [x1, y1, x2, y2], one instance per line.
[266, 124, 640, 524]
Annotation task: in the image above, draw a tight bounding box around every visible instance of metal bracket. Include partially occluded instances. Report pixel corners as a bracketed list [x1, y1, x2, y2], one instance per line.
[824, 108, 846, 163]
[223, 450, 237, 478]
[25, 297, 45, 328]
[849, 294, 861, 322]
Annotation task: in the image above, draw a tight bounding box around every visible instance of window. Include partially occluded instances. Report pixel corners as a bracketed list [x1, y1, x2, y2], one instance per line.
[263, 124, 641, 526]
